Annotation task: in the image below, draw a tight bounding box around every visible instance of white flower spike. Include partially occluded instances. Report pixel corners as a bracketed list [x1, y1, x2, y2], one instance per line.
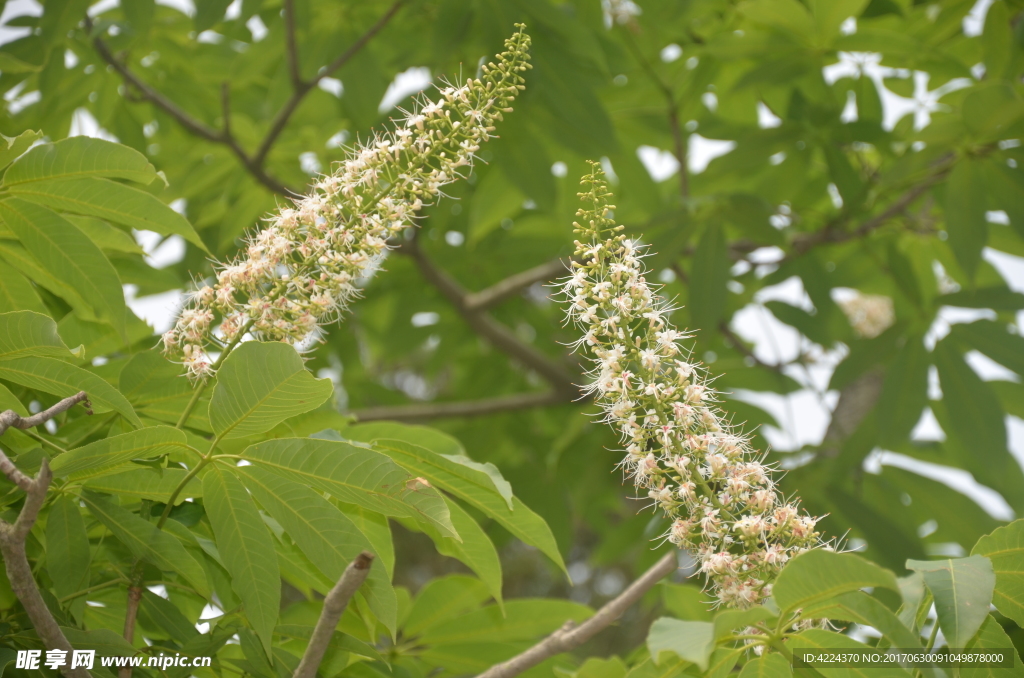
[163, 26, 532, 378]
[560, 162, 826, 608]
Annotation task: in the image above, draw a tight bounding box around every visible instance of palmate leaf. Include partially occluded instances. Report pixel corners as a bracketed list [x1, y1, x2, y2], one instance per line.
[907, 556, 995, 648]
[202, 464, 280, 656]
[772, 550, 900, 613]
[6, 176, 208, 252]
[243, 437, 458, 539]
[50, 426, 193, 481]
[80, 492, 210, 598]
[972, 519, 1024, 628]
[0, 310, 76, 360]
[0, 356, 142, 427]
[209, 341, 333, 439]
[238, 465, 398, 637]
[0, 198, 127, 339]
[362, 433, 565, 572]
[3, 136, 158, 185]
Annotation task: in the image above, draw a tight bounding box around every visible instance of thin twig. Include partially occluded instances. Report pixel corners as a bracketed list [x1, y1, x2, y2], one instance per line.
[475, 553, 677, 678]
[0, 392, 92, 678]
[252, 0, 406, 167]
[293, 552, 374, 678]
[282, 0, 303, 88]
[408, 240, 577, 397]
[464, 257, 578, 312]
[352, 390, 565, 422]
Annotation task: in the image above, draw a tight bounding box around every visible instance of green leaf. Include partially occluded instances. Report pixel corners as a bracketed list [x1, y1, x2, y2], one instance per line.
[773, 550, 899, 613]
[417, 598, 592, 645]
[403, 575, 492, 638]
[275, 625, 384, 664]
[7, 176, 208, 253]
[347, 423, 513, 507]
[239, 465, 398, 637]
[84, 468, 203, 503]
[0, 267, 48, 316]
[61, 627, 139, 657]
[0, 198, 127, 339]
[64, 215, 144, 255]
[337, 504, 395, 578]
[0, 356, 141, 427]
[209, 341, 333, 439]
[737, 653, 792, 678]
[413, 497, 503, 609]
[713, 606, 776, 639]
[139, 589, 199, 642]
[0, 131, 42, 171]
[789, 629, 911, 678]
[800, 591, 941, 678]
[45, 495, 91, 601]
[81, 491, 210, 598]
[0, 383, 27, 416]
[0, 241, 101, 324]
[646, 618, 715, 670]
[971, 519, 1024, 628]
[468, 169, 524, 245]
[907, 556, 995, 647]
[897, 572, 930, 633]
[950, 320, 1024, 378]
[202, 465, 280, 655]
[933, 338, 1008, 473]
[963, 615, 1024, 678]
[689, 223, 730, 332]
[366, 436, 565, 572]
[51, 426, 192, 481]
[243, 437, 458, 539]
[0, 310, 75, 360]
[944, 159, 989, 278]
[3, 137, 158, 186]
[876, 334, 929, 445]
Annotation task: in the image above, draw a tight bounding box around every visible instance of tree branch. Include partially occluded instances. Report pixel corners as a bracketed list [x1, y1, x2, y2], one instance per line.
[0, 392, 92, 678]
[352, 390, 566, 422]
[293, 552, 374, 678]
[476, 553, 677, 678]
[251, 0, 406, 167]
[282, 0, 304, 89]
[407, 240, 578, 397]
[464, 257, 577, 312]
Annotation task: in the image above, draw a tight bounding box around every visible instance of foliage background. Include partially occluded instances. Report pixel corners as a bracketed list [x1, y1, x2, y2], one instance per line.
[1, 0, 1024, 671]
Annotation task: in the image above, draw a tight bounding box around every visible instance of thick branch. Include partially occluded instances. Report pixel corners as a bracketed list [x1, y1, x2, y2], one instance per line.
[0, 393, 92, 678]
[282, 0, 304, 88]
[409, 243, 578, 397]
[464, 257, 576, 312]
[352, 390, 565, 422]
[293, 552, 374, 678]
[476, 553, 677, 678]
[820, 366, 885, 459]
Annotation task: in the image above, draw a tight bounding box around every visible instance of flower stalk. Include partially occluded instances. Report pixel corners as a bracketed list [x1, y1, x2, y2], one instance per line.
[560, 163, 825, 608]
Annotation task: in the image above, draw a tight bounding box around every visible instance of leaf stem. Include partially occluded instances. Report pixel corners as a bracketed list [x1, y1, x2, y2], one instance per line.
[22, 429, 69, 456]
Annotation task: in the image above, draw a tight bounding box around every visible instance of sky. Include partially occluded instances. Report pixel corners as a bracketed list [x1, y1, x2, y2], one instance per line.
[2, 0, 1023, 528]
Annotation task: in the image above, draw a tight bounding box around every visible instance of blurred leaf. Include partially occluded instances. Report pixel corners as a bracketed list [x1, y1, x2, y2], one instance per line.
[943, 159, 989, 278]
[0, 130, 43, 171]
[689, 223, 730, 331]
[876, 334, 928, 446]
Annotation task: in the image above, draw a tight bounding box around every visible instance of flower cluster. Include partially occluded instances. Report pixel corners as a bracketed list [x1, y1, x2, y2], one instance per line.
[837, 292, 894, 339]
[560, 164, 825, 608]
[162, 27, 532, 378]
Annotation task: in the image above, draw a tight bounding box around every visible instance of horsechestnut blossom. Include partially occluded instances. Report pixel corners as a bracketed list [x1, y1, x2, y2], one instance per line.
[560, 163, 826, 608]
[163, 27, 532, 378]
